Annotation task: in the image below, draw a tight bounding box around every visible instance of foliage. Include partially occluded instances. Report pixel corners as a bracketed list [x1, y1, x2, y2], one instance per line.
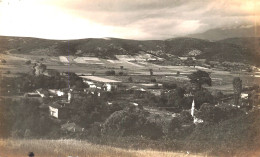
[233, 77, 242, 105]
[167, 111, 194, 139]
[150, 78, 156, 83]
[193, 89, 214, 109]
[186, 110, 260, 155]
[162, 82, 177, 89]
[188, 70, 212, 89]
[102, 107, 163, 139]
[197, 103, 244, 124]
[128, 77, 133, 82]
[105, 70, 116, 76]
[25, 60, 31, 65]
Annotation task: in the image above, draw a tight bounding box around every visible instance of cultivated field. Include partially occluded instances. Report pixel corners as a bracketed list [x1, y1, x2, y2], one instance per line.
[1, 53, 260, 93]
[0, 139, 207, 157]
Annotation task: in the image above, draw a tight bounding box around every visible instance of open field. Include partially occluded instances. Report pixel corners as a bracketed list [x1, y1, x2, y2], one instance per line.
[79, 75, 121, 83]
[1, 53, 260, 93]
[0, 139, 207, 157]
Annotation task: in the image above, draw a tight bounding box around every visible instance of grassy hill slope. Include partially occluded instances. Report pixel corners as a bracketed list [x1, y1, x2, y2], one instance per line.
[0, 36, 259, 65]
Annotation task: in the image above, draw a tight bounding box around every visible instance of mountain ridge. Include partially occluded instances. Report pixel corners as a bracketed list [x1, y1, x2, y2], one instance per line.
[0, 35, 259, 65]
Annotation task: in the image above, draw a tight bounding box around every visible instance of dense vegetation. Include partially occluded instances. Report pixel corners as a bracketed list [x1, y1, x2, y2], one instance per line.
[0, 69, 259, 156]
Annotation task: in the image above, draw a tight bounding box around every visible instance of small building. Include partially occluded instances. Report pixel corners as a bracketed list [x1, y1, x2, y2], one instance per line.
[36, 88, 49, 98]
[49, 89, 65, 97]
[49, 102, 70, 119]
[241, 93, 249, 99]
[103, 83, 117, 92]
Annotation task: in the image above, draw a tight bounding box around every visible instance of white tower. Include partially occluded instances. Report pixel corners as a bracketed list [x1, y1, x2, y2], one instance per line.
[191, 99, 195, 117]
[68, 92, 72, 103]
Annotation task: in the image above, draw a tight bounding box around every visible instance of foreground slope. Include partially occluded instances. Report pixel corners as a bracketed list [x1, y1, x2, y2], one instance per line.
[0, 139, 205, 157]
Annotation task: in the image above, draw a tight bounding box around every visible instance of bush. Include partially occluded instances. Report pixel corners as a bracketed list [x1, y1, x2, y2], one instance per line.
[1, 59, 6, 63]
[193, 89, 214, 109]
[102, 107, 163, 139]
[128, 77, 133, 82]
[25, 60, 31, 65]
[151, 78, 157, 83]
[118, 71, 124, 76]
[105, 70, 116, 76]
[163, 82, 177, 89]
[197, 103, 244, 124]
[186, 110, 260, 155]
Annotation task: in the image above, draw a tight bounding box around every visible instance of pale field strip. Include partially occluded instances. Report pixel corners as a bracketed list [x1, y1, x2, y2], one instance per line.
[141, 83, 163, 87]
[195, 66, 209, 70]
[0, 139, 207, 157]
[59, 56, 69, 63]
[126, 61, 144, 68]
[107, 60, 123, 63]
[252, 75, 260, 78]
[116, 54, 160, 61]
[74, 57, 103, 64]
[79, 75, 121, 83]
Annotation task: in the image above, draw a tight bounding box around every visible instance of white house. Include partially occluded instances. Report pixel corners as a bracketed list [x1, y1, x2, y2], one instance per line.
[49, 106, 58, 118]
[241, 93, 249, 99]
[104, 83, 112, 91]
[48, 89, 65, 97]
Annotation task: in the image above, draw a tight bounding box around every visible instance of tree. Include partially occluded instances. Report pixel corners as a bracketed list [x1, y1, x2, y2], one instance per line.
[188, 70, 212, 89]
[233, 77, 242, 105]
[118, 71, 124, 76]
[128, 77, 133, 82]
[185, 57, 195, 67]
[1, 59, 6, 64]
[151, 78, 156, 83]
[25, 60, 31, 65]
[149, 69, 153, 76]
[176, 71, 180, 76]
[163, 82, 177, 89]
[105, 70, 116, 76]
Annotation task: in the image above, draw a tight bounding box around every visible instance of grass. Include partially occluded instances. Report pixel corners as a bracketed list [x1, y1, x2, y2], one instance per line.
[0, 139, 207, 157]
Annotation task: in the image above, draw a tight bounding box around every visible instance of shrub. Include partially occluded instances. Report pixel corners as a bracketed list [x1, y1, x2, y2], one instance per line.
[1, 59, 6, 63]
[25, 60, 31, 65]
[193, 89, 214, 109]
[105, 70, 116, 76]
[151, 78, 156, 83]
[128, 77, 133, 82]
[163, 82, 177, 89]
[197, 103, 244, 124]
[102, 107, 162, 139]
[118, 71, 124, 76]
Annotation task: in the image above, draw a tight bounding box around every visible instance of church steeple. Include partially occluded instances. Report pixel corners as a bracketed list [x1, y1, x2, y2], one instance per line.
[191, 99, 195, 117]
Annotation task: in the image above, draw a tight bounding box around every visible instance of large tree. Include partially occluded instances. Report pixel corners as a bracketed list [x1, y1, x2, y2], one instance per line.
[233, 77, 242, 105]
[188, 70, 212, 89]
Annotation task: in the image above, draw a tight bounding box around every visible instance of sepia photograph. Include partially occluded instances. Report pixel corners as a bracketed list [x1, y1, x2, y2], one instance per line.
[0, 0, 259, 156]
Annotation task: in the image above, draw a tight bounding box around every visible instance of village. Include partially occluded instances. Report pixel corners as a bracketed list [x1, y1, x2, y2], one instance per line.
[0, 52, 259, 141]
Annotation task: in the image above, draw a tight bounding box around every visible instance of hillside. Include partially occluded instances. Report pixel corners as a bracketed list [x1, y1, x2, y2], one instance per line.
[187, 26, 260, 41]
[0, 36, 259, 65]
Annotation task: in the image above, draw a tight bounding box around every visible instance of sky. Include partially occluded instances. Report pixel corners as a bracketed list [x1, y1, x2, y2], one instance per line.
[0, 0, 259, 40]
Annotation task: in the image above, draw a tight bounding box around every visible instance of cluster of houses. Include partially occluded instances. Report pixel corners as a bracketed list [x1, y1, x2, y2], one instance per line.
[24, 72, 128, 120]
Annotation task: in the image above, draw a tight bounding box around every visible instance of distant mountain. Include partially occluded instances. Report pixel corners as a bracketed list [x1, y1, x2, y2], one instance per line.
[0, 36, 259, 65]
[187, 26, 260, 41]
